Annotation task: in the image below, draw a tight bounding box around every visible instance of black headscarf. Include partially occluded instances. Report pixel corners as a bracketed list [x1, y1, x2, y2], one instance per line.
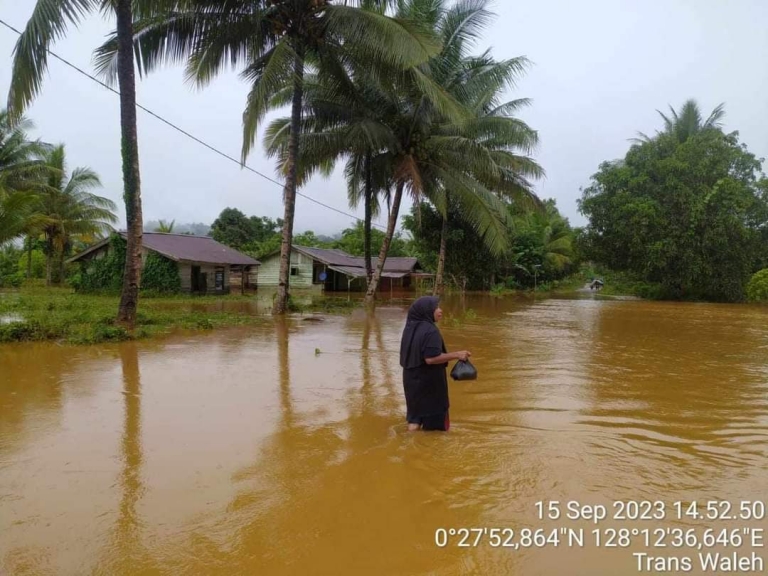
[399, 296, 444, 369]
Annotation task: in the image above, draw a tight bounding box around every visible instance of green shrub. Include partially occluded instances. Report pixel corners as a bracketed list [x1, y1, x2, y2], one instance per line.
[746, 269, 768, 302]
[0, 246, 23, 287]
[74, 235, 125, 293]
[73, 235, 180, 294]
[16, 249, 45, 279]
[142, 252, 181, 293]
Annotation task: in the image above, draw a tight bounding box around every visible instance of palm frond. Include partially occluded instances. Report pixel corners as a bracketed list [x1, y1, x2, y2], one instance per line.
[7, 0, 98, 120]
[240, 40, 296, 163]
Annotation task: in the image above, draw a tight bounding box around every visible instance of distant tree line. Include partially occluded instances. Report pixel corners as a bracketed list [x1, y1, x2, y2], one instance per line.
[208, 207, 409, 259]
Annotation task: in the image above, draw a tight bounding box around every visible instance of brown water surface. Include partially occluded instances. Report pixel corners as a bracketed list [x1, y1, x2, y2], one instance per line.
[2, 295, 768, 575]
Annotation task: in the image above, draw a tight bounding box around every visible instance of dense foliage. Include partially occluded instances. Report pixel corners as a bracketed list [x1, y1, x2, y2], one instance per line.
[72, 235, 180, 294]
[0, 245, 24, 288]
[404, 200, 576, 290]
[71, 235, 126, 293]
[747, 269, 768, 303]
[141, 252, 182, 293]
[579, 103, 768, 302]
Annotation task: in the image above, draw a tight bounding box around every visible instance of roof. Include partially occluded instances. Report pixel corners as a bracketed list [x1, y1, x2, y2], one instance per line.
[293, 246, 359, 267]
[288, 245, 419, 274]
[68, 232, 261, 266]
[327, 265, 410, 279]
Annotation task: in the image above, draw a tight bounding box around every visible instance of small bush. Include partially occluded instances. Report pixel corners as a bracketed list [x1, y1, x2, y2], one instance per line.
[746, 269, 768, 303]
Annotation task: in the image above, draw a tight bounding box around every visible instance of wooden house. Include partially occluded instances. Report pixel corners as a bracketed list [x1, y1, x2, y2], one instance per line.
[257, 245, 428, 292]
[68, 232, 260, 294]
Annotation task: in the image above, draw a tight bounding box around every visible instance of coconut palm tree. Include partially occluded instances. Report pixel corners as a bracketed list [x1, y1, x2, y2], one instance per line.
[267, 0, 529, 303]
[263, 67, 397, 287]
[0, 109, 52, 246]
[93, 0, 440, 314]
[635, 99, 725, 144]
[155, 219, 175, 233]
[534, 201, 574, 274]
[9, 0, 146, 325]
[36, 145, 118, 285]
[354, 0, 537, 303]
[429, 47, 545, 294]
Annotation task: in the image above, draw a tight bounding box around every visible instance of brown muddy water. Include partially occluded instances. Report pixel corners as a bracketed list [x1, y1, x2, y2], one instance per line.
[2, 294, 768, 575]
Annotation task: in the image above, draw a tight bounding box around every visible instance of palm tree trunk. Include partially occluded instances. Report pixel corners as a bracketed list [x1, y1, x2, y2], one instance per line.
[26, 235, 33, 278]
[273, 43, 305, 315]
[115, 0, 143, 328]
[364, 153, 373, 286]
[44, 234, 52, 287]
[364, 182, 404, 306]
[57, 248, 66, 285]
[434, 212, 448, 296]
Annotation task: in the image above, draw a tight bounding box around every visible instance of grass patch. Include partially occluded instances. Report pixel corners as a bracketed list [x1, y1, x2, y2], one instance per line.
[0, 287, 368, 345]
[0, 287, 271, 345]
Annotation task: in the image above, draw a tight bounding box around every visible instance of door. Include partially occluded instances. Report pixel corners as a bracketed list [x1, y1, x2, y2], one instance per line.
[191, 265, 201, 293]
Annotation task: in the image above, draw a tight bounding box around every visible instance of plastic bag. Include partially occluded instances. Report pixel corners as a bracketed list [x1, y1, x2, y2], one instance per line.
[450, 359, 477, 381]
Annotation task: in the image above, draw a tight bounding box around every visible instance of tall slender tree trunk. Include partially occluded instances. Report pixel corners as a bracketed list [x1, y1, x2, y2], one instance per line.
[434, 212, 448, 296]
[273, 43, 305, 315]
[44, 234, 52, 287]
[115, 0, 143, 328]
[26, 235, 33, 278]
[365, 182, 404, 307]
[363, 153, 373, 286]
[57, 248, 66, 285]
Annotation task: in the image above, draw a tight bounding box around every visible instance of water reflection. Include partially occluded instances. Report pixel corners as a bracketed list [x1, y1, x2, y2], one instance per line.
[112, 343, 147, 569]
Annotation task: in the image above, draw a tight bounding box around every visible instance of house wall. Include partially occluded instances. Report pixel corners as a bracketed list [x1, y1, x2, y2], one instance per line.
[258, 250, 317, 290]
[79, 244, 245, 295]
[179, 262, 230, 294]
[229, 266, 258, 290]
[179, 262, 192, 292]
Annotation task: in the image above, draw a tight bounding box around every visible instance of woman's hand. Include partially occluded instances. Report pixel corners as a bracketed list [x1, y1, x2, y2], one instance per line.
[424, 350, 471, 366]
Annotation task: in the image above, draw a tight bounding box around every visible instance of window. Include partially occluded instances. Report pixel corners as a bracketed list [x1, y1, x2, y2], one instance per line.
[291, 266, 299, 276]
[215, 267, 224, 290]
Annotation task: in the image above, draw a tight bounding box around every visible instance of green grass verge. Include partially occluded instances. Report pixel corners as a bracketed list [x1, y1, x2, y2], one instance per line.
[0, 288, 267, 345]
[0, 287, 365, 345]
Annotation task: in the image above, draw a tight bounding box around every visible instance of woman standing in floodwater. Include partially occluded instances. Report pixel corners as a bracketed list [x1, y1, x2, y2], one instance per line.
[399, 296, 471, 431]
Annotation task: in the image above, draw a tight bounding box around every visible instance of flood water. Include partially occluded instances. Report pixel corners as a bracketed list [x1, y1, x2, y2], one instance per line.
[2, 294, 768, 575]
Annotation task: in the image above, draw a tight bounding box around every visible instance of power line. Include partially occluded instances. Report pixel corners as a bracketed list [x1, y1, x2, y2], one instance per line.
[0, 17, 387, 230]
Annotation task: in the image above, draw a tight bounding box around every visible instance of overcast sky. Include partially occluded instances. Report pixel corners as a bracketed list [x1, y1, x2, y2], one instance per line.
[1, 0, 766, 235]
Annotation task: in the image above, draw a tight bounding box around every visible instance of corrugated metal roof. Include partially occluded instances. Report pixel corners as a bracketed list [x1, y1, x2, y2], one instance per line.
[293, 246, 359, 267]
[327, 265, 367, 278]
[69, 233, 260, 266]
[327, 265, 410, 279]
[139, 233, 260, 265]
[293, 246, 418, 273]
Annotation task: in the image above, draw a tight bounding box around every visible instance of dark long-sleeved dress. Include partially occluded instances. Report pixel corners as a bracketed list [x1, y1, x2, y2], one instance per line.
[403, 327, 450, 431]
